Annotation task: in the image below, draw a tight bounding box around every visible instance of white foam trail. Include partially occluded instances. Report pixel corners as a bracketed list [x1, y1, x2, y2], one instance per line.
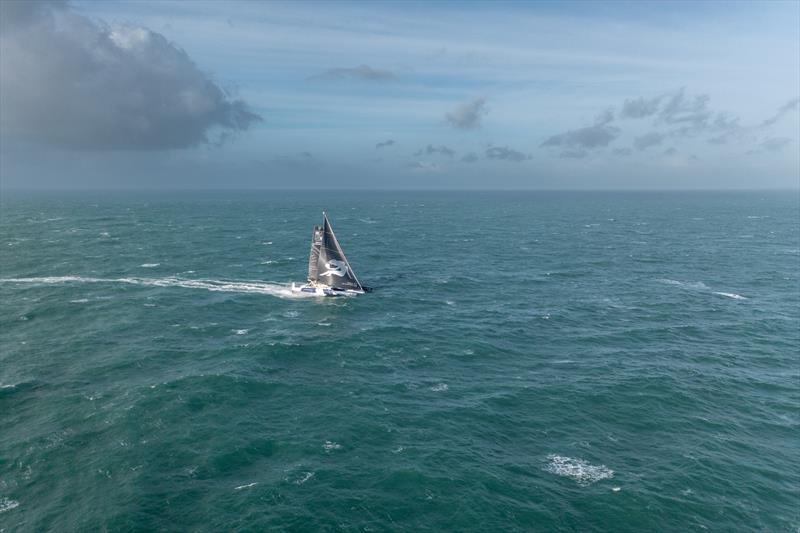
[234, 482, 258, 490]
[713, 291, 747, 300]
[0, 276, 314, 299]
[140, 263, 160, 268]
[544, 455, 614, 486]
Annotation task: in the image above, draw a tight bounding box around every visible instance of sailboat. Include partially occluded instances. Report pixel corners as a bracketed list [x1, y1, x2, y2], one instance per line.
[291, 212, 370, 296]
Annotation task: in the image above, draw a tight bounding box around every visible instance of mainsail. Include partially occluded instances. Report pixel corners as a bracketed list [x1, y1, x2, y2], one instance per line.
[306, 212, 363, 291]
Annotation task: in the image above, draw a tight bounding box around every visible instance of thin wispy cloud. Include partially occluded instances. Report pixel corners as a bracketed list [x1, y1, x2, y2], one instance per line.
[309, 65, 396, 82]
[414, 144, 455, 157]
[376, 139, 396, 149]
[0, 0, 260, 150]
[760, 98, 800, 127]
[633, 132, 666, 151]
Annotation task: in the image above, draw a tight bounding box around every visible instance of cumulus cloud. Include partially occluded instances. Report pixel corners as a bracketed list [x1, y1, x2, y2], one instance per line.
[485, 146, 529, 162]
[0, 0, 261, 150]
[760, 98, 800, 127]
[309, 64, 396, 82]
[375, 139, 395, 149]
[633, 132, 666, 150]
[445, 97, 487, 130]
[541, 124, 620, 150]
[461, 152, 479, 163]
[414, 144, 455, 157]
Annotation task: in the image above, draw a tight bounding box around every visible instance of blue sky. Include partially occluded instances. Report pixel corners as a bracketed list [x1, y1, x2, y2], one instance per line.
[1, 0, 798, 189]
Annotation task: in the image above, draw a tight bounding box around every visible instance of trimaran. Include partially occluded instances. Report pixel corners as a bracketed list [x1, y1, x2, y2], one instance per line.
[291, 212, 370, 296]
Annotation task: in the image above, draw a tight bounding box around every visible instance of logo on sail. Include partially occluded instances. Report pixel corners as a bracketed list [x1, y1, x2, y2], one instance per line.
[321, 259, 348, 277]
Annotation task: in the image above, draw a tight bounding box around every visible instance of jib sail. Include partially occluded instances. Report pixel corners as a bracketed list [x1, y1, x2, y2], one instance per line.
[307, 213, 363, 291]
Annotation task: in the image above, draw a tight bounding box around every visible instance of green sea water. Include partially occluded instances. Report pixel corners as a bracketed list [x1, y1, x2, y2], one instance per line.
[1, 190, 798, 531]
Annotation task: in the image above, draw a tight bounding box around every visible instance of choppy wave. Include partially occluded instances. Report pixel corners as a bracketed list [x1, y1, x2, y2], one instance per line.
[544, 455, 614, 486]
[0, 276, 312, 299]
[712, 291, 747, 300]
[657, 279, 709, 290]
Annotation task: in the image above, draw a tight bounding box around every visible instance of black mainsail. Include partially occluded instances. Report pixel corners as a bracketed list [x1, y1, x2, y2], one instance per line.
[306, 212, 363, 291]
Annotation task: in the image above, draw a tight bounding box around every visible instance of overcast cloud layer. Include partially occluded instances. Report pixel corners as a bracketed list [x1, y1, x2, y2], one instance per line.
[0, 0, 798, 189]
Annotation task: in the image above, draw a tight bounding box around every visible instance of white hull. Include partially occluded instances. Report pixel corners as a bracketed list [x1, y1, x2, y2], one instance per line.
[291, 282, 365, 297]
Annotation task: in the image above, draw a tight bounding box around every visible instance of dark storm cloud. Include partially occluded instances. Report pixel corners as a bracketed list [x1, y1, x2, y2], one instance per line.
[633, 132, 665, 150]
[461, 152, 479, 163]
[309, 65, 396, 82]
[414, 144, 455, 157]
[541, 124, 620, 150]
[0, 0, 261, 150]
[375, 139, 396, 149]
[760, 98, 800, 127]
[445, 97, 487, 130]
[485, 146, 529, 162]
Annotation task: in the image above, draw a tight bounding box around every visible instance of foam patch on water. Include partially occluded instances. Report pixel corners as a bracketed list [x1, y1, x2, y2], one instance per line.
[0, 276, 315, 299]
[0, 497, 20, 513]
[140, 263, 160, 268]
[544, 454, 614, 486]
[657, 279, 709, 290]
[430, 383, 449, 392]
[323, 441, 342, 451]
[233, 329, 249, 335]
[234, 482, 258, 490]
[713, 291, 747, 300]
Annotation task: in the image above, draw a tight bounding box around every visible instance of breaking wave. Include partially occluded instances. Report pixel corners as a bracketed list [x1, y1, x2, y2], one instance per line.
[544, 454, 614, 486]
[0, 276, 313, 299]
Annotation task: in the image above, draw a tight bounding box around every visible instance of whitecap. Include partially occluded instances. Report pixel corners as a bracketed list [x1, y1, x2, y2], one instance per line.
[234, 482, 258, 490]
[544, 454, 614, 486]
[323, 441, 342, 451]
[713, 291, 747, 300]
[294, 471, 315, 485]
[657, 279, 709, 290]
[233, 329, 249, 335]
[69, 298, 90, 303]
[140, 263, 160, 268]
[0, 497, 20, 513]
[445, 300, 455, 306]
[430, 383, 448, 392]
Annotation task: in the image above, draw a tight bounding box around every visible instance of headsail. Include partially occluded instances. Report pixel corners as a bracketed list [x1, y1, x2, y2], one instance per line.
[307, 212, 363, 291]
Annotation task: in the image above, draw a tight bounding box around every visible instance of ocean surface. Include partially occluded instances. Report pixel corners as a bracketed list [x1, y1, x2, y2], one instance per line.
[0, 190, 798, 532]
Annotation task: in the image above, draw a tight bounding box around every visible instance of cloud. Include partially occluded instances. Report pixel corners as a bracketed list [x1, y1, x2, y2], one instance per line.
[595, 107, 615, 125]
[663, 147, 678, 156]
[0, 0, 261, 150]
[612, 148, 632, 157]
[409, 161, 441, 172]
[760, 98, 800, 127]
[268, 151, 317, 169]
[461, 152, 479, 163]
[748, 137, 793, 154]
[485, 146, 529, 162]
[541, 124, 620, 150]
[308, 64, 396, 82]
[414, 144, 455, 157]
[658, 89, 711, 130]
[620, 95, 662, 119]
[445, 97, 487, 130]
[633, 131, 666, 150]
[375, 139, 395, 149]
[559, 149, 588, 159]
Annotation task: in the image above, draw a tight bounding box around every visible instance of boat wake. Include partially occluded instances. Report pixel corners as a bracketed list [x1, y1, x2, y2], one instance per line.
[0, 276, 314, 299]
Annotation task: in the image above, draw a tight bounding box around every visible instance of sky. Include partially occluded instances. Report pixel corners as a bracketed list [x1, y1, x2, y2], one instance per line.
[0, 0, 798, 190]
